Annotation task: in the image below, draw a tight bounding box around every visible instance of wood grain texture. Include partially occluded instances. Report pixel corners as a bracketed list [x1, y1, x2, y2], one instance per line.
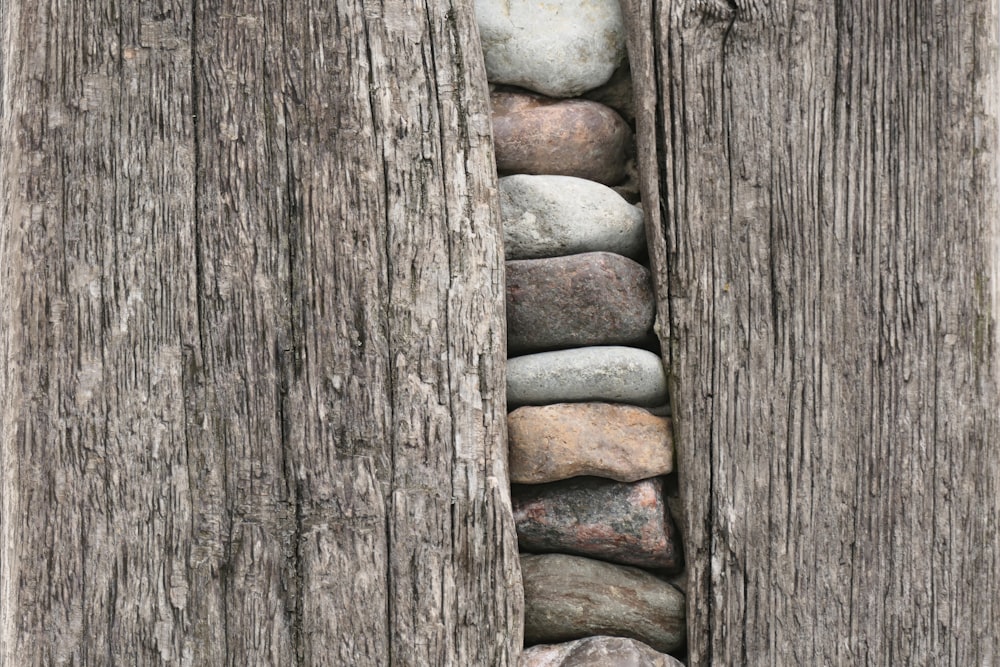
[622, 0, 1000, 664]
[0, 0, 520, 664]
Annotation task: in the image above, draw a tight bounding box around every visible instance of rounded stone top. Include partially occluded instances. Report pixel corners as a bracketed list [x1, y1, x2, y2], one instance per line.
[475, 0, 627, 98]
[500, 174, 646, 260]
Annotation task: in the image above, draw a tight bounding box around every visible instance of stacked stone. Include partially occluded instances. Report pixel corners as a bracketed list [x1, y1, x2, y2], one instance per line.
[476, 2, 686, 664]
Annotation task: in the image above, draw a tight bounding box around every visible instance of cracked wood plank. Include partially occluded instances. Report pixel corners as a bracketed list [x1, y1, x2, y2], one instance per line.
[623, 0, 1000, 663]
[0, 0, 520, 664]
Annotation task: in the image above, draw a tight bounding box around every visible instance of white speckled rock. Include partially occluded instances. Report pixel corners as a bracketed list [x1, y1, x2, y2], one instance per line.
[522, 636, 685, 667]
[507, 346, 667, 408]
[476, 0, 626, 98]
[500, 175, 645, 260]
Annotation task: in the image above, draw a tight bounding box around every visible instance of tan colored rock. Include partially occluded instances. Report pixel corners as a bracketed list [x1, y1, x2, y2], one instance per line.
[491, 91, 632, 186]
[508, 403, 673, 484]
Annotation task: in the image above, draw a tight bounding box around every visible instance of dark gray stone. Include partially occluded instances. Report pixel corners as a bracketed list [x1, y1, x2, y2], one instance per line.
[513, 477, 683, 570]
[521, 553, 686, 654]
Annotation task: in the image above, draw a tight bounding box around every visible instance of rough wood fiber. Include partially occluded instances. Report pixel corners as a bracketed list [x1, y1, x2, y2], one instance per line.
[622, 0, 1000, 664]
[0, 1, 520, 664]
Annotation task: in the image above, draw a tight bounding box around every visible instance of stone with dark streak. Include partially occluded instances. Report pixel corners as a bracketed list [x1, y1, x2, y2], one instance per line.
[513, 477, 682, 570]
[506, 252, 654, 355]
[492, 91, 632, 186]
[522, 553, 686, 654]
[521, 636, 685, 667]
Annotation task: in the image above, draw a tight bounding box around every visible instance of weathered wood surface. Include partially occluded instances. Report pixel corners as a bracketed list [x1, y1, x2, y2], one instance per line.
[0, 1, 520, 664]
[623, 0, 1000, 664]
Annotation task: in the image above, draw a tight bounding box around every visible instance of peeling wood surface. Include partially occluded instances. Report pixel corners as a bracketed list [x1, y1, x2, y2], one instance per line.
[623, 0, 1000, 664]
[0, 1, 520, 664]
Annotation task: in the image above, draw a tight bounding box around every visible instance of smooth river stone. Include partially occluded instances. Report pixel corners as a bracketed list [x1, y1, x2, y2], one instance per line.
[500, 175, 645, 260]
[521, 553, 686, 654]
[508, 403, 673, 484]
[492, 91, 631, 186]
[513, 477, 683, 570]
[506, 347, 667, 408]
[475, 0, 625, 98]
[507, 252, 654, 355]
[522, 636, 685, 667]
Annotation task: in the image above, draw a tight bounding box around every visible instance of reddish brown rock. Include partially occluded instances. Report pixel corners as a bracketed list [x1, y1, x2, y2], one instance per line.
[513, 477, 682, 570]
[491, 91, 632, 185]
[508, 403, 673, 484]
[583, 62, 635, 124]
[522, 636, 685, 667]
[521, 554, 686, 653]
[506, 252, 654, 355]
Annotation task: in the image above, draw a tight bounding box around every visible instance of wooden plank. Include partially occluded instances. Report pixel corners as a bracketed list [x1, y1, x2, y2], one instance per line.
[0, 0, 520, 663]
[0, 1, 200, 662]
[623, 1, 1000, 663]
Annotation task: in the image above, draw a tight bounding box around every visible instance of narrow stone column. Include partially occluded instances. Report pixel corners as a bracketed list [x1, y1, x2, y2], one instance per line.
[475, 1, 689, 663]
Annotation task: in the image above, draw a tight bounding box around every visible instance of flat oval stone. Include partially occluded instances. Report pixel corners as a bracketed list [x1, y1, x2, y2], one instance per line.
[507, 252, 654, 355]
[507, 347, 667, 409]
[475, 0, 625, 98]
[492, 91, 631, 186]
[522, 636, 685, 667]
[522, 553, 686, 654]
[500, 175, 645, 260]
[513, 477, 683, 570]
[508, 403, 673, 483]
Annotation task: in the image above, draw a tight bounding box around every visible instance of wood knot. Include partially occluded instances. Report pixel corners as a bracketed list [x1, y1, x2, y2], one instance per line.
[693, 0, 768, 22]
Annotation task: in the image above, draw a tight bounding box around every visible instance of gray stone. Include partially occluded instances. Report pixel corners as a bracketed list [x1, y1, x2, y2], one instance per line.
[506, 252, 654, 355]
[507, 346, 667, 408]
[521, 636, 685, 667]
[500, 175, 645, 260]
[522, 553, 686, 654]
[475, 0, 626, 98]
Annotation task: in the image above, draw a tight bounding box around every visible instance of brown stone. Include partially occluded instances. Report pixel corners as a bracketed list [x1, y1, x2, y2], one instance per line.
[583, 62, 635, 124]
[521, 553, 686, 654]
[508, 403, 673, 484]
[513, 477, 683, 570]
[506, 252, 654, 355]
[491, 91, 632, 186]
[521, 636, 685, 667]
[579, 63, 642, 203]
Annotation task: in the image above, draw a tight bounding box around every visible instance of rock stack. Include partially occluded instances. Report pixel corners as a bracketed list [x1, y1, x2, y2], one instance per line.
[475, 1, 687, 664]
